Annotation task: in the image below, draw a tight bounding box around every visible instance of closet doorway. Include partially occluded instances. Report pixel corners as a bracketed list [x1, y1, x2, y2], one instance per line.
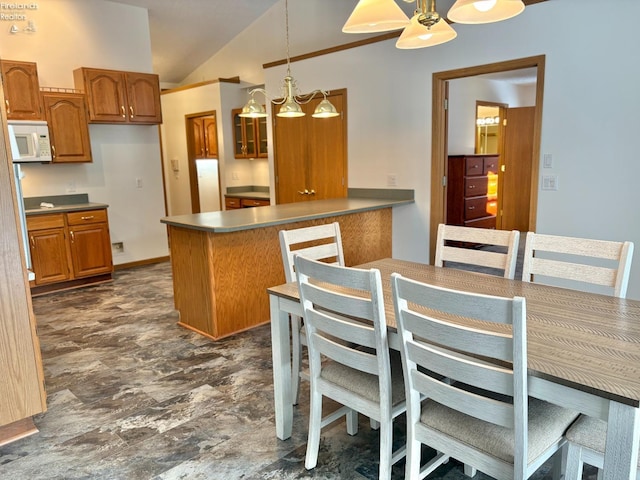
[429, 55, 545, 261]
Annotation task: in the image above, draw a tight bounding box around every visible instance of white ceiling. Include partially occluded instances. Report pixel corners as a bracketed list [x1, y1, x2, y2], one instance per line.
[105, 0, 539, 86]
[106, 0, 281, 84]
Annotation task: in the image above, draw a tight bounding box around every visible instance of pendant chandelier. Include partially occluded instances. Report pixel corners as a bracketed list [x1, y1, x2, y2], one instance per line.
[343, 0, 525, 49]
[239, 0, 339, 119]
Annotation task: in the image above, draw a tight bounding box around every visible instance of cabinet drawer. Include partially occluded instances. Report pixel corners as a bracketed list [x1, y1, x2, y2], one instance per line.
[465, 157, 484, 176]
[27, 214, 65, 230]
[464, 216, 497, 229]
[67, 209, 108, 225]
[241, 198, 270, 208]
[464, 176, 488, 197]
[225, 197, 241, 209]
[483, 156, 499, 175]
[464, 196, 496, 220]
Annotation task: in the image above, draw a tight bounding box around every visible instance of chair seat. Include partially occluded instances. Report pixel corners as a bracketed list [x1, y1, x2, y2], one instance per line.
[421, 397, 578, 463]
[321, 351, 405, 406]
[566, 414, 640, 466]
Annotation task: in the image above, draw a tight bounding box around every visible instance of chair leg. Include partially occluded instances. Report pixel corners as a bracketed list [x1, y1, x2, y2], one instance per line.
[564, 443, 584, 480]
[291, 315, 302, 405]
[550, 444, 567, 480]
[378, 416, 393, 480]
[463, 464, 477, 477]
[346, 409, 359, 435]
[305, 388, 323, 470]
[370, 418, 380, 430]
[404, 434, 421, 480]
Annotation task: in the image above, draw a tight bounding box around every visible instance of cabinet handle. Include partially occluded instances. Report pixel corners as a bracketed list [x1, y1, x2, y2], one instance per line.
[468, 206, 475, 210]
[51, 144, 56, 159]
[309, 190, 316, 195]
[121, 106, 126, 118]
[5, 99, 9, 113]
[70, 231, 75, 242]
[129, 105, 134, 119]
[30, 236, 35, 249]
[205, 149, 209, 156]
[80, 215, 95, 221]
[468, 185, 475, 189]
[297, 189, 310, 195]
[201, 148, 205, 156]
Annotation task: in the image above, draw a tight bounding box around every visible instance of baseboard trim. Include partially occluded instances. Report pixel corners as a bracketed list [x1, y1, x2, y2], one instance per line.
[0, 418, 39, 447]
[114, 256, 170, 271]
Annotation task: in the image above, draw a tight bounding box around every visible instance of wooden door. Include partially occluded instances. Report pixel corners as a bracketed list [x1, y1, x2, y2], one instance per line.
[42, 92, 92, 163]
[306, 93, 347, 200]
[82, 69, 127, 123]
[29, 228, 71, 285]
[499, 106, 535, 232]
[125, 72, 162, 124]
[1, 60, 43, 120]
[69, 223, 113, 278]
[274, 89, 347, 204]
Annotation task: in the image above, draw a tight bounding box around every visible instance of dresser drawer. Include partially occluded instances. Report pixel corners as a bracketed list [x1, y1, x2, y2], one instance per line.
[465, 176, 488, 197]
[483, 156, 499, 175]
[67, 209, 108, 225]
[27, 213, 65, 230]
[464, 216, 497, 229]
[465, 156, 484, 176]
[465, 196, 497, 220]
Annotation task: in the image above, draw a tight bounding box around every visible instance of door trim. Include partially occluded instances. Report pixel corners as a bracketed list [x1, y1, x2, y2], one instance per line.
[429, 55, 546, 261]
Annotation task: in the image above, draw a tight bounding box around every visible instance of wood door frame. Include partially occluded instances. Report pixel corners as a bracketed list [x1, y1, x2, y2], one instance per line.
[430, 55, 546, 261]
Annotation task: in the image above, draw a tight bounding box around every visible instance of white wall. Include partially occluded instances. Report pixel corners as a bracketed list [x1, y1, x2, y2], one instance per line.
[0, 0, 168, 264]
[256, 0, 640, 299]
[448, 77, 535, 154]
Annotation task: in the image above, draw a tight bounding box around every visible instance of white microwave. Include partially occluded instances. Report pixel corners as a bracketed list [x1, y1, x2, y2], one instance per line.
[7, 120, 52, 163]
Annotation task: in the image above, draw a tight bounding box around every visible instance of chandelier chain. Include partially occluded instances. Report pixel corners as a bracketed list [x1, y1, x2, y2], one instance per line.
[285, 0, 291, 77]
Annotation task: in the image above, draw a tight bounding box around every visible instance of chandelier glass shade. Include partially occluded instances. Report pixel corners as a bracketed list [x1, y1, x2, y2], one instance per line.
[343, 0, 525, 49]
[239, 0, 339, 119]
[448, 0, 525, 24]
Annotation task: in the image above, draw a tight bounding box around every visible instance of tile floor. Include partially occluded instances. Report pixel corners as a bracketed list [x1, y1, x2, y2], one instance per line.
[0, 262, 594, 479]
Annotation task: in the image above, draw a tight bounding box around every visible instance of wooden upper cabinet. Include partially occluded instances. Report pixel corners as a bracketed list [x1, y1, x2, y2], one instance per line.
[232, 108, 267, 159]
[190, 115, 218, 158]
[41, 92, 92, 163]
[0, 60, 44, 120]
[73, 67, 162, 124]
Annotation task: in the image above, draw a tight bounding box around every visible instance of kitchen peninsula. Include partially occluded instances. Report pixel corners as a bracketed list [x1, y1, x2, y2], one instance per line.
[160, 190, 413, 339]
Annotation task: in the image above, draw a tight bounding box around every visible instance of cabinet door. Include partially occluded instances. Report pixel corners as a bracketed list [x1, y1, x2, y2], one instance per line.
[79, 69, 128, 123]
[68, 223, 113, 278]
[29, 228, 71, 285]
[256, 116, 268, 158]
[204, 117, 218, 158]
[232, 109, 257, 158]
[1, 60, 43, 120]
[125, 72, 162, 124]
[191, 117, 206, 158]
[42, 92, 92, 163]
[274, 90, 347, 203]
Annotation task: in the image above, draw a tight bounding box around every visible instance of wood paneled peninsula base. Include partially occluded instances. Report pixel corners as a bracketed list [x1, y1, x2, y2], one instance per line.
[160, 193, 413, 340]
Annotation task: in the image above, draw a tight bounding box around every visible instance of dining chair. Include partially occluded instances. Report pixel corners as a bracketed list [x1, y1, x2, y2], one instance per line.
[521, 232, 634, 297]
[279, 222, 345, 405]
[295, 255, 406, 480]
[434, 223, 521, 279]
[391, 272, 579, 480]
[564, 414, 640, 480]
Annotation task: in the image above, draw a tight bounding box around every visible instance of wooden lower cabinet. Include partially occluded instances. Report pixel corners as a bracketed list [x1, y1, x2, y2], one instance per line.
[225, 196, 270, 210]
[27, 209, 113, 294]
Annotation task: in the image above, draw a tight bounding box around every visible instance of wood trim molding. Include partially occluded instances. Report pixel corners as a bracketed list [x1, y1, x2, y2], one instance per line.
[114, 256, 170, 271]
[160, 76, 240, 95]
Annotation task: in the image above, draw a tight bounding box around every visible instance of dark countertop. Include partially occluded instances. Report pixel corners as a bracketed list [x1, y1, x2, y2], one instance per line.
[224, 191, 270, 200]
[161, 193, 414, 234]
[24, 194, 109, 216]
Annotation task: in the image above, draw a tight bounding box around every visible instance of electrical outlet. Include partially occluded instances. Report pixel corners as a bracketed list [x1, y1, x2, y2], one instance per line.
[387, 174, 397, 187]
[66, 181, 76, 193]
[111, 242, 124, 253]
[232, 172, 239, 180]
[136, 178, 143, 188]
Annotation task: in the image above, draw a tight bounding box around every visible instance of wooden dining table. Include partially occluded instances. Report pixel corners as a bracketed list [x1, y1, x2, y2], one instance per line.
[267, 258, 640, 479]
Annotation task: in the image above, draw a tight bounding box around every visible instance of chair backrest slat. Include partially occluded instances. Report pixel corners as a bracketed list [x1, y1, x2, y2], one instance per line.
[279, 222, 344, 282]
[435, 224, 520, 279]
[296, 255, 390, 380]
[522, 232, 634, 298]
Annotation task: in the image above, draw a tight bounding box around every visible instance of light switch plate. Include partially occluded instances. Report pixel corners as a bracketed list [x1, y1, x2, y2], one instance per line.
[542, 174, 559, 191]
[543, 153, 553, 168]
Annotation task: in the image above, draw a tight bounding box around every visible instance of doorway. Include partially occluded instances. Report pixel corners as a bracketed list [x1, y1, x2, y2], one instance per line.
[429, 55, 545, 260]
